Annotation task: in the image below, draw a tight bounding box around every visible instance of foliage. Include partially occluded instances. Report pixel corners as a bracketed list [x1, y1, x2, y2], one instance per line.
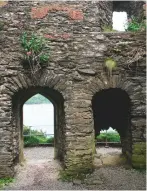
[23, 125, 54, 146]
[126, 17, 146, 32]
[24, 136, 54, 147]
[96, 133, 120, 142]
[25, 94, 51, 104]
[46, 137, 54, 144]
[23, 125, 46, 136]
[0, 178, 14, 188]
[20, 32, 50, 77]
[24, 136, 40, 147]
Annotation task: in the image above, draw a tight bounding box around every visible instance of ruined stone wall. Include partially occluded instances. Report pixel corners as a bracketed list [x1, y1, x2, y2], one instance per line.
[0, 1, 146, 177]
[113, 1, 144, 20]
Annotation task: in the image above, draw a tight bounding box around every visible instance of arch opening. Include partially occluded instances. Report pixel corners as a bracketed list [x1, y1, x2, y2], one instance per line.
[12, 87, 65, 165]
[92, 88, 132, 162]
[23, 94, 54, 147]
[113, 11, 128, 31]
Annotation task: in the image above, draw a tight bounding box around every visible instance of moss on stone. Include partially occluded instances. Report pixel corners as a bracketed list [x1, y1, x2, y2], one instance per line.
[132, 154, 146, 169]
[59, 166, 93, 181]
[132, 142, 146, 169]
[132, 142, 146, 155]
[61, 152, 94, 181]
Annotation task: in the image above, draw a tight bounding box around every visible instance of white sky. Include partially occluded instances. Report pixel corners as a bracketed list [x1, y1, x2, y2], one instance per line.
[113, 12, 128, 31]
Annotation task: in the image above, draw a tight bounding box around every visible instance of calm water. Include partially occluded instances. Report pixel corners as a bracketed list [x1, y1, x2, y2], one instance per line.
[23, 104, 54, 135]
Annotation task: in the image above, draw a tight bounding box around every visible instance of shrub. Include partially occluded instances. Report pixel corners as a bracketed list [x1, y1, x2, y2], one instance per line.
[23, 125, 54, 146]
[126, 17, 146, 32]
[37, 136, 48, 144]
[23, 125, 46, 137]
[46, 137, 54, 144]
[23, 125, 31, 135]
[20, 32, 50, 79]
[96, 133, 120, 142]
[24, 136, 40, 147]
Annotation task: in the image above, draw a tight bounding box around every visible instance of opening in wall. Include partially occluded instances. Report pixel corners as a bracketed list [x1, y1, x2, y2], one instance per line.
[12, 87, 65, 165]
[92, 88, 132, 165]
[113, 11, 128, 31]
[23, 94, 54, 160]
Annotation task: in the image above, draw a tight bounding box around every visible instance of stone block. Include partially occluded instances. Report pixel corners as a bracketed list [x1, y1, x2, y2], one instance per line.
[93, 157, 102, 168]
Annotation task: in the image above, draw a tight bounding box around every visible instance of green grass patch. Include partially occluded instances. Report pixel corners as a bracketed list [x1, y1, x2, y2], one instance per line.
[0, 178, 14, 189]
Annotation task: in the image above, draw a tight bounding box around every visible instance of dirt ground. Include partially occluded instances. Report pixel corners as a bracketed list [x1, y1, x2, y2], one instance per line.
[4, 147, 146, 190]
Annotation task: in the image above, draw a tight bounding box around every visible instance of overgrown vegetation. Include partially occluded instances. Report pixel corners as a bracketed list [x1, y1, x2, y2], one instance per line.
[23, 126, 54, 147]
[20, 32, 50, 77]
[96, 132, 120, 142]
[126, 17, 146, 32]
[25, 94, 51, 104]
[0, 178, 14, 188]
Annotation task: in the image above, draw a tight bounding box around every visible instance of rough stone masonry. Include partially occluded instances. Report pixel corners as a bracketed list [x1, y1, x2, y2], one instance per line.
[0, 1, 146, 178]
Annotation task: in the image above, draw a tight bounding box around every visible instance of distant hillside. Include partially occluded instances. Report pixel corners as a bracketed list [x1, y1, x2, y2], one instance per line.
[25, 94, 51, 104]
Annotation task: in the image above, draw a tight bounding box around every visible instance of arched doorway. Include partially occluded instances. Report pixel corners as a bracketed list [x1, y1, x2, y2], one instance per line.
[92, 88, 132, 162]
[12, 87, 65, 165]
[23, 93, 54, 149]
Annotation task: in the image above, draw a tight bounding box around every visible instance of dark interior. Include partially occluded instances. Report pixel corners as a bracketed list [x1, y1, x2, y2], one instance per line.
[92, 88, 131, 138]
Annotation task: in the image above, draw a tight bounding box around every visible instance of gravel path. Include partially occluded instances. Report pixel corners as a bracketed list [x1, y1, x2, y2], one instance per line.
[4, 147, 146, 190]
[97, 146, 121, 155]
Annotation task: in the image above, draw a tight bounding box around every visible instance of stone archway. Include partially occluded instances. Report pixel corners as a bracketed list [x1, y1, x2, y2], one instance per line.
[92, 88, 132, 161]
[12, 86, 65, 164]
[0, 73, 67, 177]
[86, 73, 135, 164]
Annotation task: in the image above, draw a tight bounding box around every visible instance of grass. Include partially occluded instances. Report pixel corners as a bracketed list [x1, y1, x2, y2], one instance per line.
[0, 178, 14, 189]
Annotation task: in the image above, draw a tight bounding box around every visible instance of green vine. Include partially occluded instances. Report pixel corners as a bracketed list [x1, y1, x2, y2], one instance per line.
[20, 32, 50, 77]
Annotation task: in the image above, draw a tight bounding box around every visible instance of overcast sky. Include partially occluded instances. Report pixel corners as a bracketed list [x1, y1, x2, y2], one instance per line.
[113, 12, 128, 31]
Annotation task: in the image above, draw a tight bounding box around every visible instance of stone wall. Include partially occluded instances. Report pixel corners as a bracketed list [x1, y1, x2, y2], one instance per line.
[113, 1, 144, 20]
[0, 1, 146, 178]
